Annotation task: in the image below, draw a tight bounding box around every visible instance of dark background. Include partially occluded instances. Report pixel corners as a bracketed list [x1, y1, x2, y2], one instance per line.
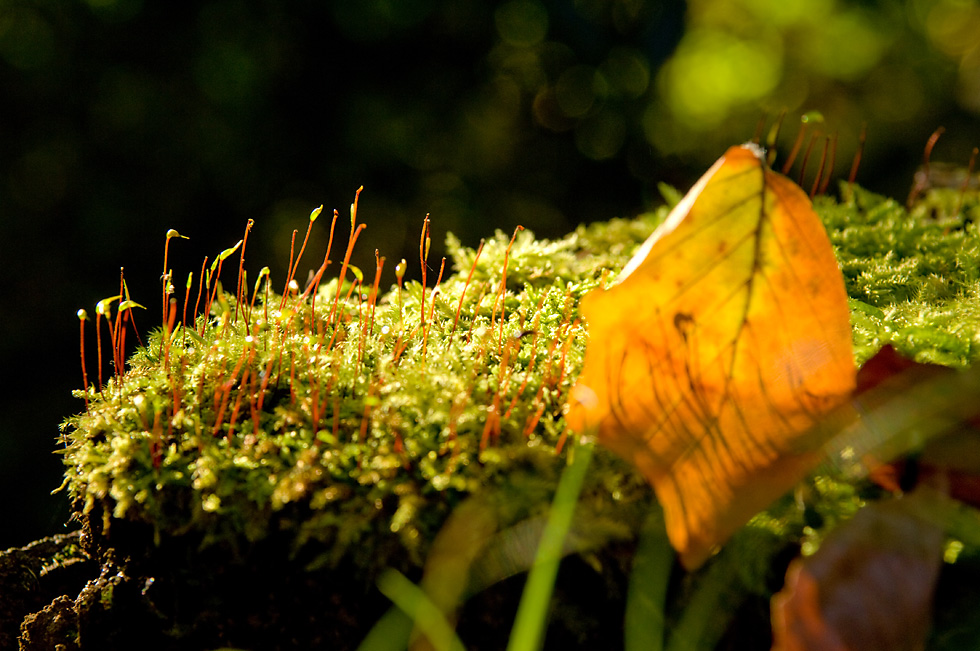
[2, 0, 978, 548]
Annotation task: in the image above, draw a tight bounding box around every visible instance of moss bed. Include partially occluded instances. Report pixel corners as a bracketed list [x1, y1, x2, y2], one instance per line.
[3, 178, 980, 650]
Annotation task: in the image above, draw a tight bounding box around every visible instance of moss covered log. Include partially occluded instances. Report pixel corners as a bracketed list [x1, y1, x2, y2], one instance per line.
[40, 179, 980, 649]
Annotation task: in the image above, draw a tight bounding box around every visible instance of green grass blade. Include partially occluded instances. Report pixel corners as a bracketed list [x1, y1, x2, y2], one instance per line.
[506, 440, 595, 651]
[355, 605, 414, 651]
[665, 554, 739, 651]
[358, 569, 465, 651]
[624, 503, 672, 651]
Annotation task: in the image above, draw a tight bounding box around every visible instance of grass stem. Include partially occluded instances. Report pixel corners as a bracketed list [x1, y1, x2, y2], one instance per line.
[506, 439, 594, 651]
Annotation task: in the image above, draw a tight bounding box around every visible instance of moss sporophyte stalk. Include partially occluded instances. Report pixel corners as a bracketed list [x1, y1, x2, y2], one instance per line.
[61, 189, 659, 573]
[60, 180, 980, 577]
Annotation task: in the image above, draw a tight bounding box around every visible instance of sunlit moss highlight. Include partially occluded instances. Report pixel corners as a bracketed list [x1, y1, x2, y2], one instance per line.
[60, 178, 980, 583]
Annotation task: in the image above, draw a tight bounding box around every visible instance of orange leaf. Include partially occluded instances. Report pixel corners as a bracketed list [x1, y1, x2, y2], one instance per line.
[566, 144, 856, 568]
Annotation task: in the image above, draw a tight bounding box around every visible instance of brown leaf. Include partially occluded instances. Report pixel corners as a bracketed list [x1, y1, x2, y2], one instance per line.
[836, 345, 980, 505]
[771, 493, 945, 651]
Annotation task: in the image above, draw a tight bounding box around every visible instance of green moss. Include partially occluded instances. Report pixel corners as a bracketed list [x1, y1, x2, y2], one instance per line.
[60, 181, 980, 584]
[822, 182, 980, 367]
[61, 209, 661, 575]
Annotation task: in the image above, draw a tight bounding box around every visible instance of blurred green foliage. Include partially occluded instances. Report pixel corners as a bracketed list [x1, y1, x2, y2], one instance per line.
[1, 0, 978, 548]
[2, 0, 978, 261]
